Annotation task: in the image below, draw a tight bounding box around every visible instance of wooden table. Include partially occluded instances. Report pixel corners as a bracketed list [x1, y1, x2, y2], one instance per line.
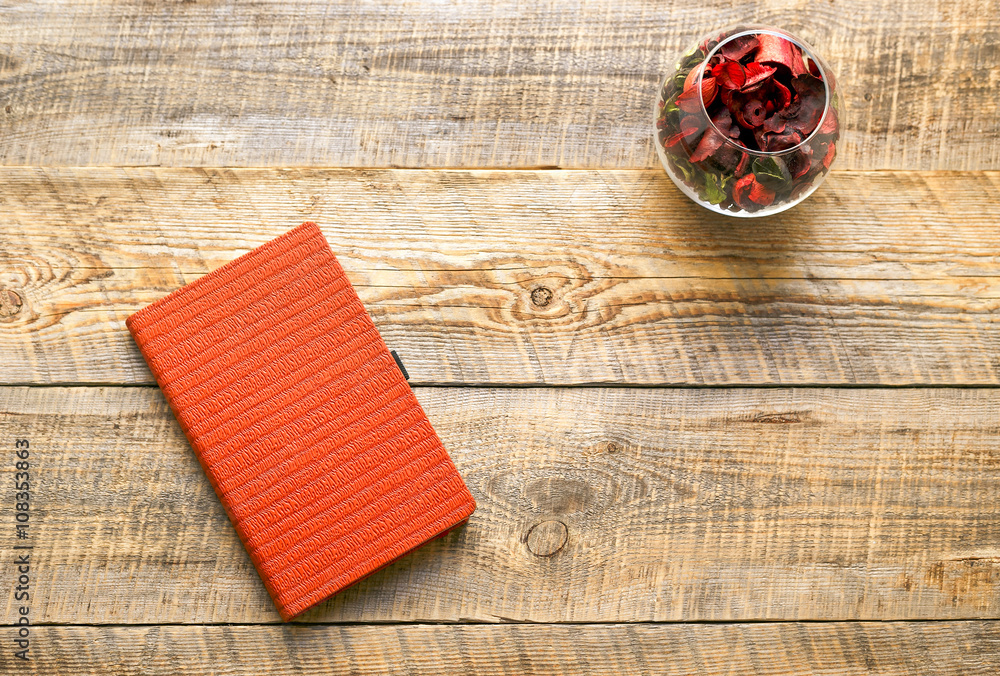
[2, 1, 999, 673]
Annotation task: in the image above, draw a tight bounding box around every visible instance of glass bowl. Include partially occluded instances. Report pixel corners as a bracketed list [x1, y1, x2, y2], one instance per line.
[654, 26, 842, 217]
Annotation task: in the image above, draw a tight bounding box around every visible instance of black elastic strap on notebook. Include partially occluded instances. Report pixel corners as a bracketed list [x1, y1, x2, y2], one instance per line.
[390, 350, 410, 381]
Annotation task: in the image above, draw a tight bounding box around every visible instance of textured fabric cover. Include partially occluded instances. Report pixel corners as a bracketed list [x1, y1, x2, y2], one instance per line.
[126, 222, 476, 620]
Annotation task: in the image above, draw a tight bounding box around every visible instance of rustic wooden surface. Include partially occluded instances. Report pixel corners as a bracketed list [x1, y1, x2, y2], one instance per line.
[2, 168, 999, 387]
[3, 623, 999, 676]
[2, 385, 999, 624]
[0, 0, 998, 170]
[2, 0, 999, 673]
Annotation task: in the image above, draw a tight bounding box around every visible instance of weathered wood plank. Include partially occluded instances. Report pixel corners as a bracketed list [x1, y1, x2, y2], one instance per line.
[0, 0, 997, 169]
[2, 168, 999, 386]
[3, 622, 999, 675]
[2, 386, 999, 624]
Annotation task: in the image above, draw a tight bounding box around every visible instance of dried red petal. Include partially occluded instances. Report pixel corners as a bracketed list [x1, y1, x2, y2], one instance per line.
[762, 114, 786, 134]
[681, 114, 707, 135]
[701, 75, 719, 106]
[788, 74, 826, 135]
[732, 175, 753, 207]
[756, 34, 807, 76]
[822, 142, 837, 169]
[735, 152, 751, 176]
[748, 178, 776, 206]
[666, 133, 685, 147]
[689, 128, 726, 163]
[666, 114, 707, 147]
[713, 61, 746, 90]
[720, 88, 733, 109]
[718, 35, 759, 61]
[712, 144, 744, 173]
[733, 173, 776, 210]
[817, 105, 839, 136]
[741, 62, 777, 91]
[721, 89, 742, 125]
[677, 75, 718, 113]
[758, 126, 804, 152]
[689, 109, 735, 163]
[786, 147, 814, 179]
[712, 108, 736, 136]
[683, 64, 707, 92]
[771, 79, 792, 111]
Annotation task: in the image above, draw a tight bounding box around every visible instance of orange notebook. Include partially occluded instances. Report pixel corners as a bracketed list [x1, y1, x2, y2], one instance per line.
[126, 222, 476, 620]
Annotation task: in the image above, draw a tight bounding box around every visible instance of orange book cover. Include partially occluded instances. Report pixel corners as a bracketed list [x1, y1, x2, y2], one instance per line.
[125, 222, 476, 620]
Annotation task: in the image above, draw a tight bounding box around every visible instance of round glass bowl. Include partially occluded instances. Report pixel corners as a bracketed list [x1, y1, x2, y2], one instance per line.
[654, 26, 842, 217]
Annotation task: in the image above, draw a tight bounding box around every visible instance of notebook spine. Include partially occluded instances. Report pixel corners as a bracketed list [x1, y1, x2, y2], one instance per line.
[125, 317, 282, 607]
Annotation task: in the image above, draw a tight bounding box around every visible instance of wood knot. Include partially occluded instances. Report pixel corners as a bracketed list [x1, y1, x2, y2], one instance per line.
[530, 286, 553, 307]
[526, 520, 568, 557]
[605, 441, 620, 454]
[0, 288, 23, 317]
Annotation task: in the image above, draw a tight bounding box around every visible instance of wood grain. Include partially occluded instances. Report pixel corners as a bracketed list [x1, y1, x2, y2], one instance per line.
[2, 167, 999, 387]
[2, 385, 999, 624]
[0, 0, 997, 169]
[3, 622, 999, 675]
